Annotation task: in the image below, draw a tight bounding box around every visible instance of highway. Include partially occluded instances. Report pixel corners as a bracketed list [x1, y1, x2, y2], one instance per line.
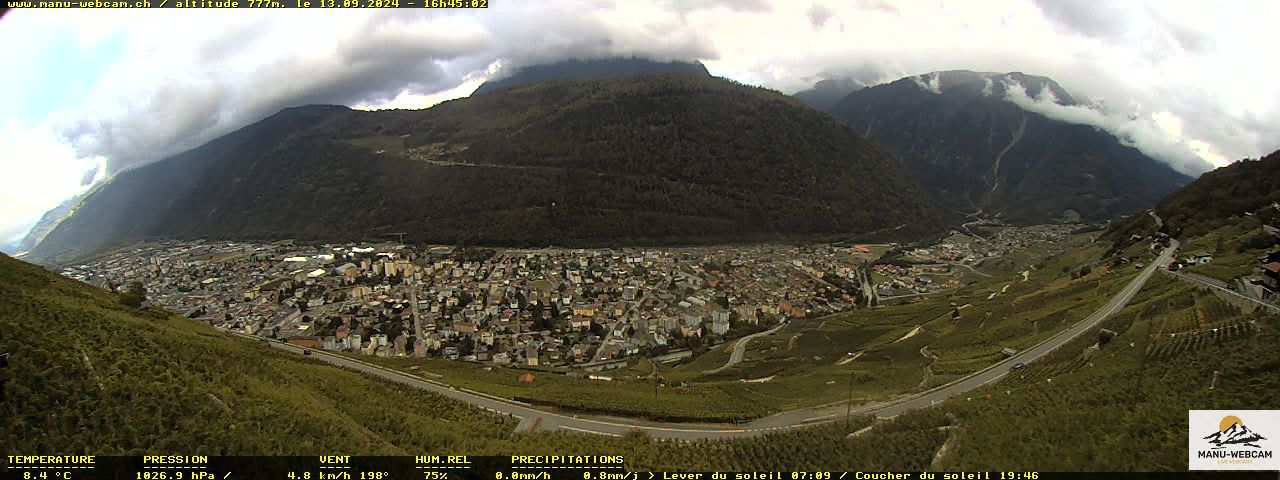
[232, 242, 1178, 440]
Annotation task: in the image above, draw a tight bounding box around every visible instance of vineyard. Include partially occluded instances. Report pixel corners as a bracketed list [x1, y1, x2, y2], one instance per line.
[937, 273, 1279, 471]
[0, 254, 519, 454]
[7, 225, 1275, 471]
[356, 239, 1148, 420]
[505, 411, 952, 471]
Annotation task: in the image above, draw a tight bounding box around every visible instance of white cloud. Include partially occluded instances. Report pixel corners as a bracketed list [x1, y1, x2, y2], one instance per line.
[1001, 81, 1222, 175]
[0, 121, 104, 245]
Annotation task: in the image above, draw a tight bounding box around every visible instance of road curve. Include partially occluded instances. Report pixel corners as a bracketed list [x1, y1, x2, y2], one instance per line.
[231, 243, 1178, 440]
[704, 322, 787, 374]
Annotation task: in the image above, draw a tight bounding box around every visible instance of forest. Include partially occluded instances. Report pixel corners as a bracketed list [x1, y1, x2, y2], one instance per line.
[1153, 149, 1280, 238]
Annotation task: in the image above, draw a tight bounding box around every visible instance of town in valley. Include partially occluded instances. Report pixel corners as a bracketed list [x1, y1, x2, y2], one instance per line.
[58, 224, 1076, 368]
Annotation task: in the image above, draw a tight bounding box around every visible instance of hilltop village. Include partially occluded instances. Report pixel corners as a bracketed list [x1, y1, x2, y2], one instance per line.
[58, 225, 1074, 367]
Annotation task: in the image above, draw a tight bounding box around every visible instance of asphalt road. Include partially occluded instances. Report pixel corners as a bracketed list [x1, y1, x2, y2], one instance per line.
[1167, 269, 1280, 313]
[232, 242, 1178, 440]
[703, 322, 787, 374]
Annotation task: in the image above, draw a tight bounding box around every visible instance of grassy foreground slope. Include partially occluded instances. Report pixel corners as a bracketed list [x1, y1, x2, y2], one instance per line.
[0, 253, 517, 454]
[4, 243, 1275, 471]
[0, 252, 967, 470]
[942, 273, 1279, 470]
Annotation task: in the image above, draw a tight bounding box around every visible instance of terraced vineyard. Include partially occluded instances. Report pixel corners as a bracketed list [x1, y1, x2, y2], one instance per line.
[0, 254, 519, 454]
[351, 237, 1145, 419]
[938, 273, 1279, 470]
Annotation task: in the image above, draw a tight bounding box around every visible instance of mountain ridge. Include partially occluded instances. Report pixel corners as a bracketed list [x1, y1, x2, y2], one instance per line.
[827, 69, 1190, 223]
[472, 57, 711, 96]
[29, 73, 946, 263]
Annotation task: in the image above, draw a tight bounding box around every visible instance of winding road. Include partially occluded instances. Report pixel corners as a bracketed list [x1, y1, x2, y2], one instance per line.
[231, 242, 1178, 440]
[703, 322, 788, 374]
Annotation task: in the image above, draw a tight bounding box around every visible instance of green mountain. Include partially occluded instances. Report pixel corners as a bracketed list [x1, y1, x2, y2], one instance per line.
[472, 57, 711, 95]
[1152, 149, 1280, 238]
[1104, 149, 1280, 250]
[793, 76, 865, 111]
[29, 74, 946, 263]
[828, 70, 1193, 224]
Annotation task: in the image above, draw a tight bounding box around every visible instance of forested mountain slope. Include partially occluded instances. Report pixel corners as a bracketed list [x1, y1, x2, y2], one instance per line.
[30, 74, 946, 263]
[471, 57, 711, 95]
[829, 70, 1192, 223]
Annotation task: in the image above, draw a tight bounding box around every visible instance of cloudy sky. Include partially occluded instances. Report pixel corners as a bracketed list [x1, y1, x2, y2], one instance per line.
[2, 0, 1278, 247]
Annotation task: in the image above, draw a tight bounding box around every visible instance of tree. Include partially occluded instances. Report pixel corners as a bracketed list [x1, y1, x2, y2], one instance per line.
[458, 336, 475, 356]
[118, 281, 147, 308]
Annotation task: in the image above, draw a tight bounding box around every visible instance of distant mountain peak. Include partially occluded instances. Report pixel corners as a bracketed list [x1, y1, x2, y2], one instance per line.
[793, 76, 869, 111]
[907, 70, 1076, 105]
[827, 70, 1187, 224]
[471, 57, 711, 96]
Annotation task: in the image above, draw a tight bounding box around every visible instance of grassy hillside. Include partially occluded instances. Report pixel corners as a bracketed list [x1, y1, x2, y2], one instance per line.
[942, 273, 1279, 470]
[347, 234, 1142, 420]
[3, 238, 1276, 471]
[0, 253, 517, 454]
[1103, 149, 1280, 252]
[0, 252, 963, 470]
[1155, 149, 1280, 238]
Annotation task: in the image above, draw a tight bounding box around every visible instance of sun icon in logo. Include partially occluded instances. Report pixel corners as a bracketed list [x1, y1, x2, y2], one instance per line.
[1220, 415, 1244, 432]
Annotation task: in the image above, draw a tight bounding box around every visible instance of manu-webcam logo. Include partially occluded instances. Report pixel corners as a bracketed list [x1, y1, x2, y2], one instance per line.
[1190, 410, 1280, 471]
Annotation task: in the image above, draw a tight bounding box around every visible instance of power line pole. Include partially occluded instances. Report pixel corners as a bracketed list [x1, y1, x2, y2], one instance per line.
[845, 369, 855, 430]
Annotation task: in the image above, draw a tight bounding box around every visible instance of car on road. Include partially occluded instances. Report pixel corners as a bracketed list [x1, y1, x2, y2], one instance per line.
[1010, 362, 1026, 372]
[303, 349, 312, 356]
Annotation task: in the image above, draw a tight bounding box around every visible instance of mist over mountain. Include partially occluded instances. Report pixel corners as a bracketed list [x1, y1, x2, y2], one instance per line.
[471, 57, 711, 96]
[828, 70, 1191, 224]
[793, 77, 865, 111]
[28, 73, 945, 263]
